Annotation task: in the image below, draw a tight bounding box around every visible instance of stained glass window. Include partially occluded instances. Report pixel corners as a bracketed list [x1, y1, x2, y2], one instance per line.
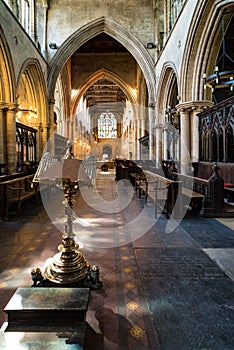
[98, 112, 117, 138]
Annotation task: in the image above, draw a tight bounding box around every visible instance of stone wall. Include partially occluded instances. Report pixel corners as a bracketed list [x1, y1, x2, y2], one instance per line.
[71, 53, 137, 89]
[0, 1, 47, 85]
[44, 0, 155, 61]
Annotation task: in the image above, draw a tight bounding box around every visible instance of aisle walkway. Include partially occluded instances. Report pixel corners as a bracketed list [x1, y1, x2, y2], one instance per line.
[0, 169, 234, 349]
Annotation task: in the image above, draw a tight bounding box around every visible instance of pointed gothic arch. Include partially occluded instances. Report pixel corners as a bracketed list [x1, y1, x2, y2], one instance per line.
[180, 0, 234, 102]
[17, 58, 47, 125]
[71, 68, 137, 115]
[156, 62, 179, 124]
[47, 16, 156, 104]
[16, 58, 48, 159]
[0, 24, 16, 102]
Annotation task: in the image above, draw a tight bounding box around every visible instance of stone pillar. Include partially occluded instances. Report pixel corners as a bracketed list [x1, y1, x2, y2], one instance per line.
[191, 109, 199, 163]
[136, 118, 141, 159]
[148, 106, 154, 160]
[36, 122, 44, 161]
[0, 105, 7, 164]
[6, 104, 17, 174]
[136, 118, 141, 140]
[163, 126, 168, 160]
[70, 121, 74, 141]
[11, 0, 19, 17]
[179, 109, 191, 174]
[141, 118, 145, 137]
[57, 118, 62, 135]
[29, 0, 36, 42]
[46, 99, 55, 154]
[66, 118, 70, 139]
[132, 120, 136, 159]
[61, 120, 66, 137]
[178, 101, 213, 167]
[42, 1, 49, 60]
[156, 125, 163, 167]
[222, 126, 228, 162]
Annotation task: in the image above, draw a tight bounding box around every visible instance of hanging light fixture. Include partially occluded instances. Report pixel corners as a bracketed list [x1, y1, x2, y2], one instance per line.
[203, 9, 234, 102]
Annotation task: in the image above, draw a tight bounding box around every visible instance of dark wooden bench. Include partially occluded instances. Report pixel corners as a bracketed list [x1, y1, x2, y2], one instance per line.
[172, 165, 233, 217]
[8, 175, 36, 219]
[0, 175, 37, 220]
[135, 170, 182, 219]
[224, 186, 234, 202]
[171, 172, 207, 213]
[133, 165, 233, 218]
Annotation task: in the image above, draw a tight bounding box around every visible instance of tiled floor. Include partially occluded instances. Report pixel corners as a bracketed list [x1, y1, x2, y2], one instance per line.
[0, 169, 234, 349]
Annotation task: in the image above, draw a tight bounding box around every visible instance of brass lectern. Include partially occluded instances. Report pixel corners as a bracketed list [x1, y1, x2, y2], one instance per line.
[31, 141, 102, 290]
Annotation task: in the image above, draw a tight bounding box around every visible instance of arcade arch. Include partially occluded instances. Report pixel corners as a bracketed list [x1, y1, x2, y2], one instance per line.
[49, 18, 155, 159]
[16, 59, 47, 163]
[155, 63, 180, 166]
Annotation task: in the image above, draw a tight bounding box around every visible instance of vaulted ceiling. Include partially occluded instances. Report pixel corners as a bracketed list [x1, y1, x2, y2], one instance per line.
[83, 78, 127, 107]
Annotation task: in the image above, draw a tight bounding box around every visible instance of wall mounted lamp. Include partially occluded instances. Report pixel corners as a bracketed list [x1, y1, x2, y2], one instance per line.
[49, 42, 57, 49]
[146, 42, 156, 49]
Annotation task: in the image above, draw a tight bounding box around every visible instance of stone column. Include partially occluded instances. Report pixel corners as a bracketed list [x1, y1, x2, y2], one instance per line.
[11, 0, 19, 17]
[136, 118, 141, 159]
[66, 118, 70, 139]
[46, 99, 55, 155]
[42, 1, 49, 60]
[222, 126, 228, 162]
[155, 125, 163, 167]
[141, 118, 145, 137]
[61, 119, 66, 137]
[189, 102, 213, 163]
[132, 120, 136, 159]
[36, 122, 44, 161]
[70, 121, 74, 141]
[29, 0, 36, 42]
[179, 109, 191, 174]
[6, 104, 17, 174]
[0, 105, 7, 164]
[148, 106, 154, 160]
[136, 118, 141, 140]
[191, 109, 199, 163]
[178, 101, 213, 167]
[163, 126, 168, 160]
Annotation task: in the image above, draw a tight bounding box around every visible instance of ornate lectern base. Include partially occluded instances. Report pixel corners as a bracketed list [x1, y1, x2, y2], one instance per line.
[31, 235, 102, 290]
[31, 264, 102, 290]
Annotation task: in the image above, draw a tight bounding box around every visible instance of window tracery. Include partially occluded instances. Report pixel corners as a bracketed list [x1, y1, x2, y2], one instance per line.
[98, 112, 117, 139]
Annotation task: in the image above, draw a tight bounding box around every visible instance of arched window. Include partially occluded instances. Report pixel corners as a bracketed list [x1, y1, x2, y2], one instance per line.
[98, 112, 117, 139]
[3, 0, 32, 36]
[22, 0, 30, 33]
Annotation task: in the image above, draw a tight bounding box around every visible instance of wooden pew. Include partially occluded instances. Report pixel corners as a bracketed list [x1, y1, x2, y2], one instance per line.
[135, 170, 182, 219]
[172, 164, 232, 217]
[171, 172, 207, 213]
[0, 175, 37, 220]
[224, 186, 234, 202]
[133, 165, 233, 219]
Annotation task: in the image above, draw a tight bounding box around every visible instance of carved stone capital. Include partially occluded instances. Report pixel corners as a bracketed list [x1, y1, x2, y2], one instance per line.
[0, 102, 18, 111]
[176, 100, 214, 113]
